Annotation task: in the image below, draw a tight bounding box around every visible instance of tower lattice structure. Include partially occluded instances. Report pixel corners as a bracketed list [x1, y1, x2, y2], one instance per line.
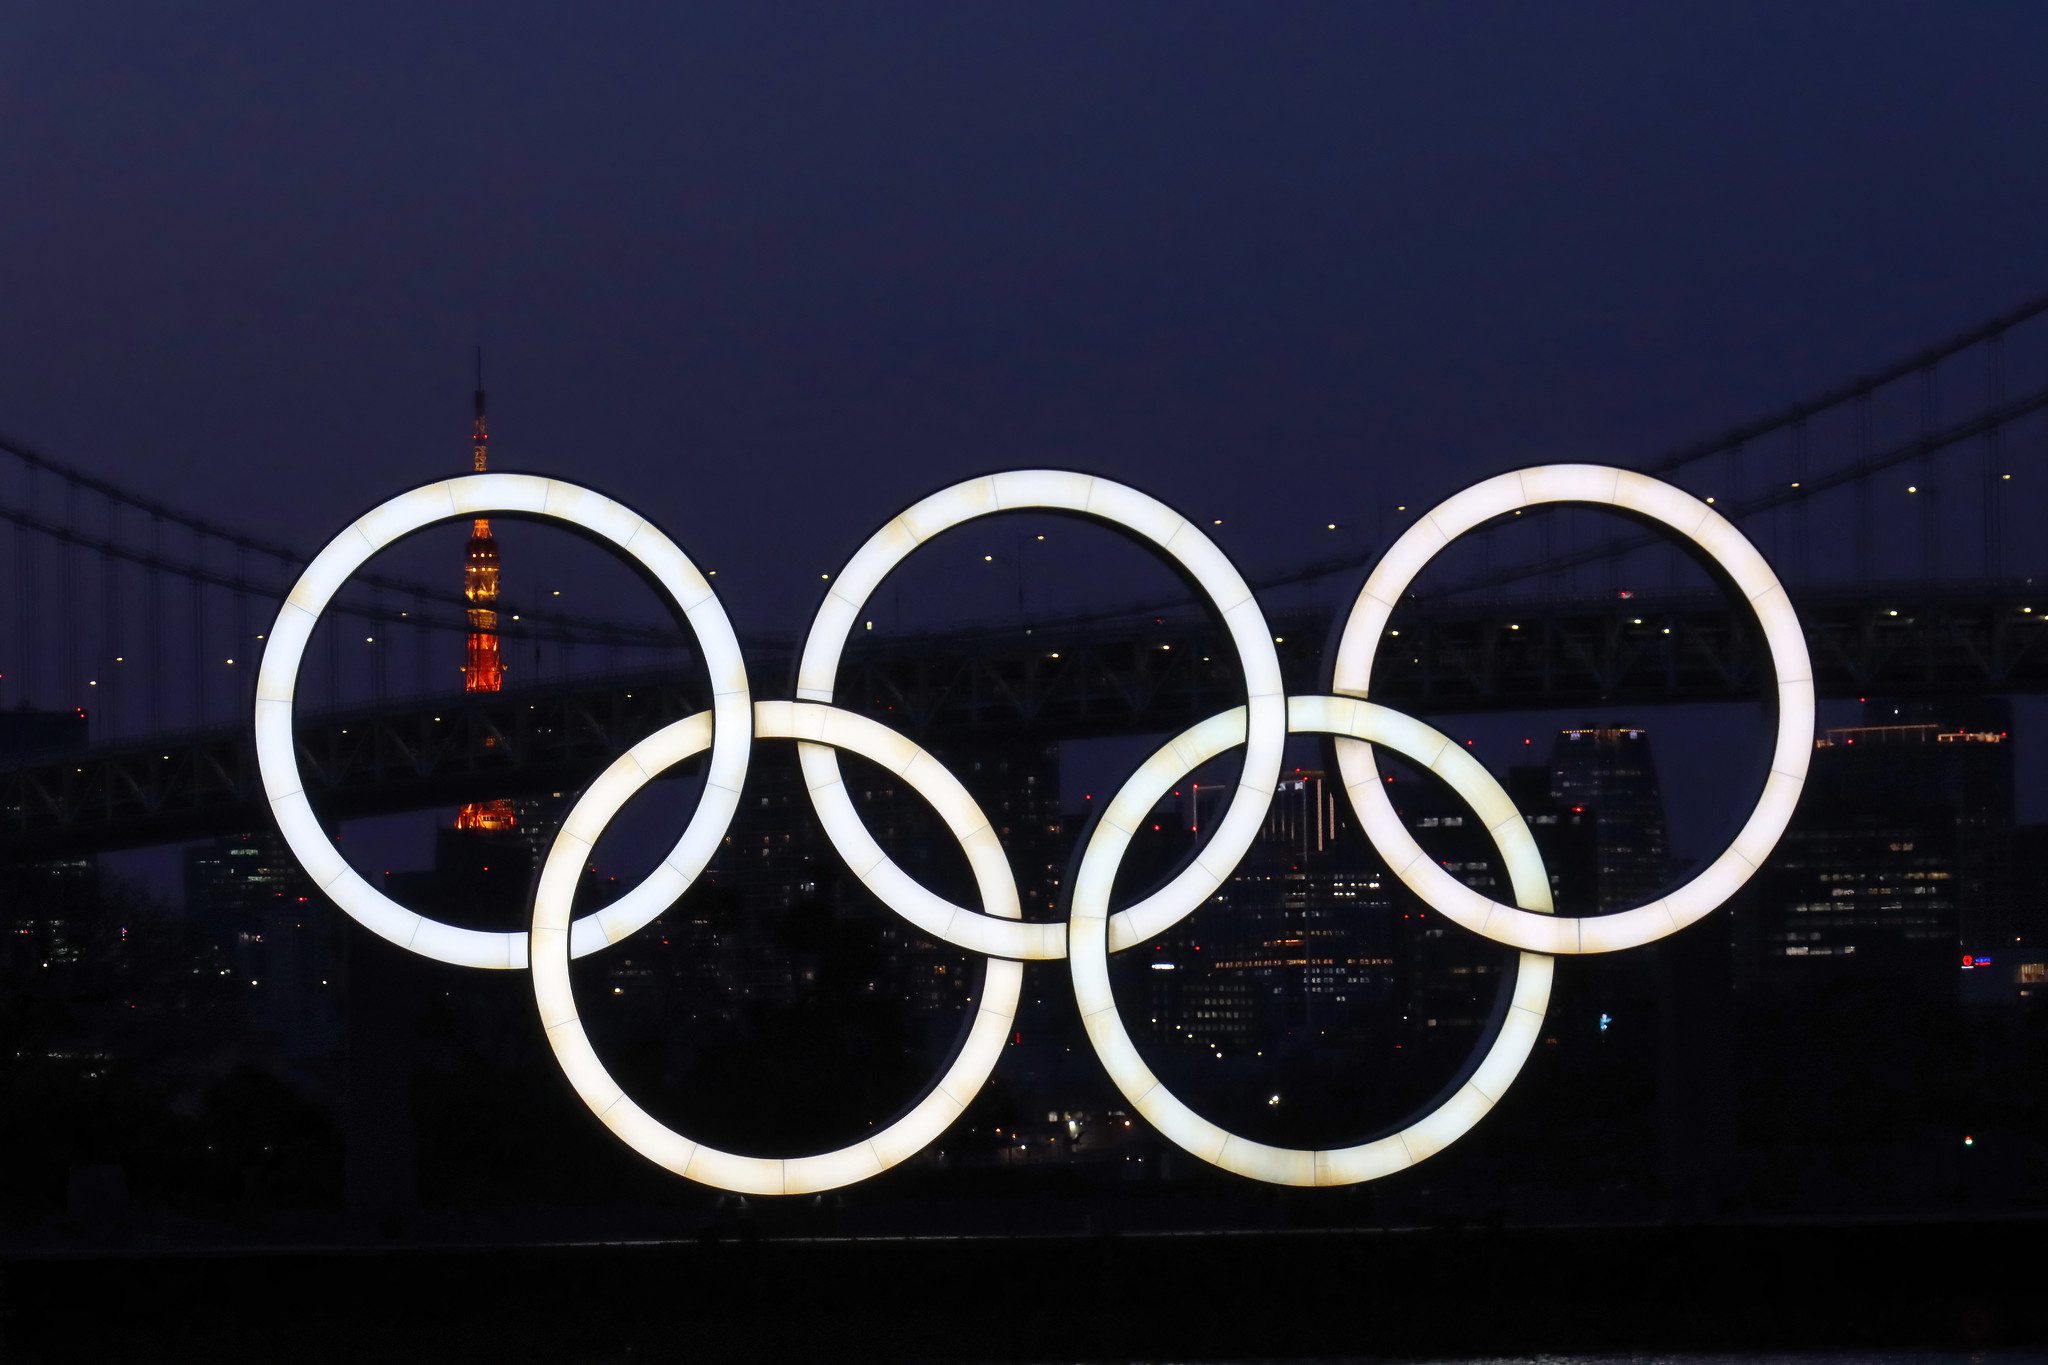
[455, 357, 518, 833]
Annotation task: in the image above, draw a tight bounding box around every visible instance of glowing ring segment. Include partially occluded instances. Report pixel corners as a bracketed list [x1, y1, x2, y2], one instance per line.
[1069, 693, 1555, 1185]
[796, 470, 1287, 961]
[257, 461, 1812, 1191]
[530, 700, 1023, 1196]
[252, 473, 752, 969]
[1331, 465, 1814, 954]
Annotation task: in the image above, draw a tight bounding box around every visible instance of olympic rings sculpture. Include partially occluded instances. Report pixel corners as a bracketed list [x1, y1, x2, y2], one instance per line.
[255, 465, 1813, 1193]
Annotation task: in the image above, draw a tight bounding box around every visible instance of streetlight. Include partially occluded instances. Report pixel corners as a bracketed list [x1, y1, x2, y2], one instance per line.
[980, 528, 1047, 623]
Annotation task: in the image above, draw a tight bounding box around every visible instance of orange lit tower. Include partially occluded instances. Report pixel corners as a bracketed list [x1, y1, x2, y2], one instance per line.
[456, 352, 519, 832]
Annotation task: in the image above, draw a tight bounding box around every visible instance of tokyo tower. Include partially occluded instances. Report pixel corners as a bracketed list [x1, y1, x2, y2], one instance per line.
[455, 350, 518, 832]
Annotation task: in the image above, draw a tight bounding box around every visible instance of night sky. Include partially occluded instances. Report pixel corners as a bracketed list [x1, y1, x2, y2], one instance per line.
[7, 4, 2048, 874]
[7, 4, 2047, 611]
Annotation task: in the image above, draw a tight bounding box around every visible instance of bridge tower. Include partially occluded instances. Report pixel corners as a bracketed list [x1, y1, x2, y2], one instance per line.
[455, 351, 517, 833]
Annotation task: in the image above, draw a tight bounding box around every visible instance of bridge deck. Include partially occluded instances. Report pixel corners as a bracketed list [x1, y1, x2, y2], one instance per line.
[4, 584, 2043, 857]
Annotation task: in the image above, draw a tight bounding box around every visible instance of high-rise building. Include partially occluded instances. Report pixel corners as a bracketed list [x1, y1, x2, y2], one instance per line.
[1194, 773, 1397, 1048]
[690, 735, 1065, 1019]
[1139, 761, 1595, 1059]
[1548, 726, 1669, 913]
[1738, 698, 2014, 997]
[1970, 822, 2048, 1007]
[0, 708, 94, 978]
[184, 829, 341, 1056]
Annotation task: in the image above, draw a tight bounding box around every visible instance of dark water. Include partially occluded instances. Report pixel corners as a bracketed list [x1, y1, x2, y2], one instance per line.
[1349, 1356, 2035, 1365]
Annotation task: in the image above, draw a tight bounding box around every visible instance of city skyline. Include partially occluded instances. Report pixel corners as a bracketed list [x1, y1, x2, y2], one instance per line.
[3, 4, 2046, 1354]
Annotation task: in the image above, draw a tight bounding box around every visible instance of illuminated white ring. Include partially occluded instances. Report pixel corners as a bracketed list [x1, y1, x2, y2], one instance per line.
[1069, 693, 1554, 1185]
[531, 699, 1023, 1195]
[1331, 464, 1814, 955]
[252, 473, 752, 970]
[796, 470, 1287, 962]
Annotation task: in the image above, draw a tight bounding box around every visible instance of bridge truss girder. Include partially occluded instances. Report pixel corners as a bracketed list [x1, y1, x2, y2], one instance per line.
[4, 585, 2044, 858]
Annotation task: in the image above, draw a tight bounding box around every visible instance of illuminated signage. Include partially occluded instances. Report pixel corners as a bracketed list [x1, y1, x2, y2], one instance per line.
[256, 465, 1811, 1191]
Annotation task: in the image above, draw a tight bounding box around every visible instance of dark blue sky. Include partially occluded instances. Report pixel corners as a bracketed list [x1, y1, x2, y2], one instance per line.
[5, 2, 2047, 623]
[10, 3, 2048, 896]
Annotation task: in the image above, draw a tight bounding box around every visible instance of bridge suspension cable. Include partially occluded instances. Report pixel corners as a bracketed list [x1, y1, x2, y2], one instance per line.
[5, 291, 2048, 741]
